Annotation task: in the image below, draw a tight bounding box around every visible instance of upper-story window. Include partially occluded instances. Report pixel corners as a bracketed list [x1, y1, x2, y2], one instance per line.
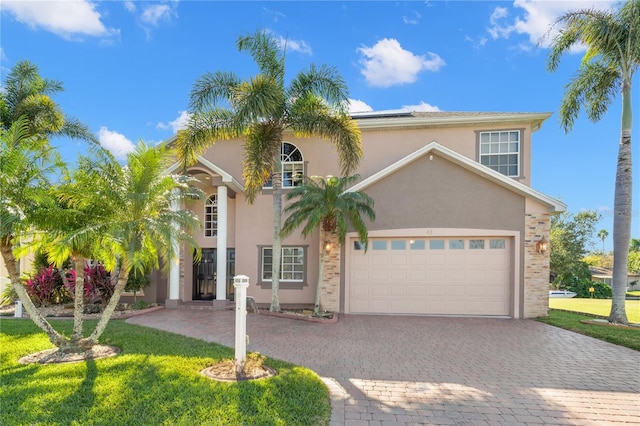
[264, 142, 304, 188]
[479, 130, 520, 177]
[204, 194, 217, 237]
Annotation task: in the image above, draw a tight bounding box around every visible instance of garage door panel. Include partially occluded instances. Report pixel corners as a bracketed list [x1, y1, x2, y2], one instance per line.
[408, 254, 428, 265]
[389, 285, 406, 297]
[408, 269, 427, 280]
[350, 236, 511, 316]
[390, 269, 407, 281]
[446, 269, 466, 282]
[371, 284, 388, 296]
[407, 285, 427, 296]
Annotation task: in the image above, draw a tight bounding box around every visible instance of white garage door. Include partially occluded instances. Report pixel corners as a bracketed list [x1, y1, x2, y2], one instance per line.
[349, 237, 511, 316]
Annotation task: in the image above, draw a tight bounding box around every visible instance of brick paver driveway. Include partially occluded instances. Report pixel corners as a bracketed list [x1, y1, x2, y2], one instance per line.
[127, 310, 640, 425]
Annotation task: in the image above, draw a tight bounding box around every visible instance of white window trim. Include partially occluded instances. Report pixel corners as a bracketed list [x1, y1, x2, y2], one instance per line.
[204, 194, 217, 237]
[263, 142, 304, 189]
[260, 246, 305, 282]
[478, 129, 521, 177]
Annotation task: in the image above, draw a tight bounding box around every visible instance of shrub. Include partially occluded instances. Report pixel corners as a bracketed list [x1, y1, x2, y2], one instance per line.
[569, 279, 612, 299]
[1, 282, 18, 306]
[64, 263, 115, 306]
[125, 270, 151, 303]
[133, 300, 149, 310]
[25, 266, 74, 306]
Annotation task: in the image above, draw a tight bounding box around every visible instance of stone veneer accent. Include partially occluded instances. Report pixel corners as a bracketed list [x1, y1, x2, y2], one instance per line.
[524, 213, 550, 318]
[320, 232, 341, 312]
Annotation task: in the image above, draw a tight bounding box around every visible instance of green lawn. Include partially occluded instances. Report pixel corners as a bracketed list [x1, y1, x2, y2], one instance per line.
[537, 310, 640, 351]
[549, 298, 640, 323]
[0, 319, 330, 426]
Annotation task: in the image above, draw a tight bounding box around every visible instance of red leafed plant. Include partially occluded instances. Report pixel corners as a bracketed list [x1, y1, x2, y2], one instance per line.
[25, 266, 75, 306]
[64, 263, 115, 306]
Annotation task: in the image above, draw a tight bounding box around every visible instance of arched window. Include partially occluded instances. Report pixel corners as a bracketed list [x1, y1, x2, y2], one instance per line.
[204, 195, 217, 237]
[264, 142, 304, 188]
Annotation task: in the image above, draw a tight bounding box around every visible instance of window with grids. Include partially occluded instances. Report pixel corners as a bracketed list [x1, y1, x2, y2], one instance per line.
[261, 246, 305, 282]
[204, 195, 217, 237]
[264, 142, 304, 188]
[479, 130, 520, 177]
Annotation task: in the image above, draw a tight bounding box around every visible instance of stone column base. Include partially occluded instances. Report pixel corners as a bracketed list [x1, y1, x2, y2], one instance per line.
[165, 299, 179, 309]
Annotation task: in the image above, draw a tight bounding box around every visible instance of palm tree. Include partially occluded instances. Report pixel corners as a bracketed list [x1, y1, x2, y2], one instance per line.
[546, 0, 639, 324]
[281, 175, 375, 315]
[3, 137, 202, 354]
[42, 142, 203, 352]
[0, 117, 70, 347]
[176, 30, 362, 312]
[598, 229, 609, 254]
[0, 60, 97, 144]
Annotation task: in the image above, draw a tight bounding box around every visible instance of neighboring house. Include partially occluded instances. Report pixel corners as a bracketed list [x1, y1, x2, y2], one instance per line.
[149, 110, 565, 319]
[590, 266, 640, 291]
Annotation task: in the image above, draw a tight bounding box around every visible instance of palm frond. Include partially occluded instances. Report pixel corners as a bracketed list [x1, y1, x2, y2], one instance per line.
[242, 122, 283, 202]
[289, 110, 362, 175]
[189, 71, 240, 112]
[236, 30, 284, 84]
[559, 62, 619, 131]
[288, 64, 350, 113]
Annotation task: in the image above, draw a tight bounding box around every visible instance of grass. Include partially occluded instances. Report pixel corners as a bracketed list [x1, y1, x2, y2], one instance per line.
[548, 298, 640, 323]
[537, 310, 640, 351]
[628, 290, 640, 296]
[0, 319, 330, 426]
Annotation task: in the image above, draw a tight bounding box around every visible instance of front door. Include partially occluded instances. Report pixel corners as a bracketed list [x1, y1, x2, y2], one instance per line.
[192, 248, 236, 301]
[193, 249, 216, 300]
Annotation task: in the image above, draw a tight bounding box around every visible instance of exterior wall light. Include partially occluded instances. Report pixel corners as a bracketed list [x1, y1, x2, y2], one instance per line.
[324, 242, 332, 253]
[536, 236, 548, 254]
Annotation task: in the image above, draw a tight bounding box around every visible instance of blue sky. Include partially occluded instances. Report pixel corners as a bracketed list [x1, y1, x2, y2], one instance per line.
[1, 0, 638, 251]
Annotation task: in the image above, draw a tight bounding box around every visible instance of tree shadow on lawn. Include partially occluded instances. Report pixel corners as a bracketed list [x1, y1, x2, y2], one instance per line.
[1, 319, 329, 425]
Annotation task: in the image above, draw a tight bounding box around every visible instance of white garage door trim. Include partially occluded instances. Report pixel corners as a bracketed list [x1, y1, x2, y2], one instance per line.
[344, 228, 521, 318]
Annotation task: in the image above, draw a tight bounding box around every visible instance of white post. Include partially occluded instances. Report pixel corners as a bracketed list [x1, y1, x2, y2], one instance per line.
[216, 185, 228, 300]
[233, 275, 249, 372]
[168, 195, 180, 302]
[14, 300, 22, 318]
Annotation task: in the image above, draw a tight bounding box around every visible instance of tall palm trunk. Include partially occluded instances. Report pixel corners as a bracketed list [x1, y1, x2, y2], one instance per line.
[271, 168, 282, 312]
[609, 82, 632, 324]
[86, 264, 130, 344]
[314, 232, 327, 316]
[70, 255, 86, 342]
[0, 237, 67, 346]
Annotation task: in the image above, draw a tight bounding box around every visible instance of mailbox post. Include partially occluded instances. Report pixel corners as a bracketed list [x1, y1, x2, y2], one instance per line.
[233, 275, 249, 373]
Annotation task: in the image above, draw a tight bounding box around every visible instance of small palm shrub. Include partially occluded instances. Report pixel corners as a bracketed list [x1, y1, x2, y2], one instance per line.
[0, 282, 18, 306]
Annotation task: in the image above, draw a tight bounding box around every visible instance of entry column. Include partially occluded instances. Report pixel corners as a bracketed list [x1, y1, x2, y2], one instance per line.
[216, 185, 227, 300]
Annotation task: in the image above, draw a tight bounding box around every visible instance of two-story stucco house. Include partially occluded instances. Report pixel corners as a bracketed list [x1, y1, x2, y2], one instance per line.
[146, 110, 565, 319]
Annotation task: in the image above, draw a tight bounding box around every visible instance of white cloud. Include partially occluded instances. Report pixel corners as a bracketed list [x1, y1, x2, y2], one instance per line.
[98, 127, 135, 160]
[357, 38, 445, 88]
[157, 111, 190, 133]
[140, 4, 174, 26]
[348, 99, 373, 113]
[488, 0, 617, 49]
[402, 101, 441, 112]
[123, 1, 136, 13]
[1, 0, 118, 40]
[276, 36, 312, 55]
[403, 11, 422, 25]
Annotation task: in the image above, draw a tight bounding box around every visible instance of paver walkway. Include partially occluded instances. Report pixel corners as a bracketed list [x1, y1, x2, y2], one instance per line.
[127, 309, 640, 425]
